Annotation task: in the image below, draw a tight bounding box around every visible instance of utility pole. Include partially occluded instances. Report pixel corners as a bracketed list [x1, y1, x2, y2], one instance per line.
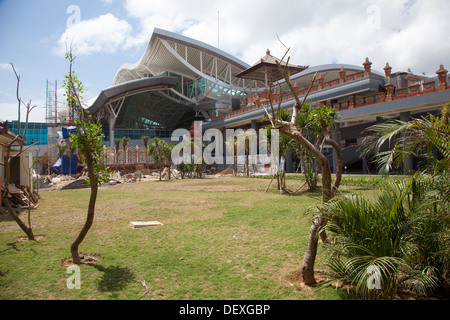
[55, 80, 58, 124]
[217, 11, 220, 49]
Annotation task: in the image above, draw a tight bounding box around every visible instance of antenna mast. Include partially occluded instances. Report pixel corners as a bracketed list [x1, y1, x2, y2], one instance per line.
[217, 11, 220, 48]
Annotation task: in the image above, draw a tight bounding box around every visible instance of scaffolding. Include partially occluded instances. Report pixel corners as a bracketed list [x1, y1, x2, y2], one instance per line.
[46, 80, 61, 174]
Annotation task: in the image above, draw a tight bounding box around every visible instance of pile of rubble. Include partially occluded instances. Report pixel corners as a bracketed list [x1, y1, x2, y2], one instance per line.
[1, 184, 39, 210]
[38, 170, 154, 190]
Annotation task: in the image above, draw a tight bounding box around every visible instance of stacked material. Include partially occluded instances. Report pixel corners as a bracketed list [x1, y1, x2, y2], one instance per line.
[2, 184, 38, 209]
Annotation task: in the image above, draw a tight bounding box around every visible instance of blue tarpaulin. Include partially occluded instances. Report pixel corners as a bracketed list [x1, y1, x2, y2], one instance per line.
[51, 155, 77, 175]
[62, 126, 77, 140]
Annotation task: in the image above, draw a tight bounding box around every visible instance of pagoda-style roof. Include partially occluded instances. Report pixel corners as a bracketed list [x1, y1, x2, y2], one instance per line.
[234, 49, 308, 82]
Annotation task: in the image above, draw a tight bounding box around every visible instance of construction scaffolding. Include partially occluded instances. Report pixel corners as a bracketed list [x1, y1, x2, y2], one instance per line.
[46, 80, 61, 174]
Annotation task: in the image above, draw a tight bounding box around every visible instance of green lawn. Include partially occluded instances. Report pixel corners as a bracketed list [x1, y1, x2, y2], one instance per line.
[0, 176, 379, 300]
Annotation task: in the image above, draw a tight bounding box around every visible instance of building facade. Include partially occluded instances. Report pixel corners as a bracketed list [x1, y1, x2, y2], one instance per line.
[87, 28, 450, 173]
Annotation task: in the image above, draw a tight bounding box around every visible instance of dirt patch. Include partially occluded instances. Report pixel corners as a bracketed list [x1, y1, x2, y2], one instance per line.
[216, 167, 234, 176]
[15, 234, 46, 242]
[61, 252, 101, 267]
[286, 269, 302, 283]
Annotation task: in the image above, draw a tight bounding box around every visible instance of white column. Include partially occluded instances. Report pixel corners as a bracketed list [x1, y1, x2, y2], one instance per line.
[109, 116, 116, 148]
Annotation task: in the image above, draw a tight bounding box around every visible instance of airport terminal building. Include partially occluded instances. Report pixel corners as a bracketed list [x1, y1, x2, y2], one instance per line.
[7, 28, 450, 174]
[86, 28, 450, 173]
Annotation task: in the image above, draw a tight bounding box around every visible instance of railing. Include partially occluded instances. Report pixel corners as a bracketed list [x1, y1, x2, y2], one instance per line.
[211, 69, 448, 123]
[102, 146, 154, 171]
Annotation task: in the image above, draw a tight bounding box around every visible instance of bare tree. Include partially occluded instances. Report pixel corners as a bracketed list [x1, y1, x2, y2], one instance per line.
[1, 64, 37, 240]
[262, 53, 343, 285]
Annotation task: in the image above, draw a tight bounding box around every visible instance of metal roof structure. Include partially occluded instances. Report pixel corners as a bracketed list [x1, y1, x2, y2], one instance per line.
[111, 28, 263, 113]
[88, 28, 265, 145]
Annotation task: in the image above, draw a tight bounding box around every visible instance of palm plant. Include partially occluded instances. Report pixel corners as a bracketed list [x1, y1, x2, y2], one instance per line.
[318, 177, 443, 299]
[236, 129, 258, 176]
[286, 103, 321, 191]
[362, 103, 450, 175]
[114, 137, 121, 170]
[122, 137, 130, 171]
[56, 144, 67, 175]
[162, 141, 174, 180]
[148, 137, 166, 181]
[141, 136, 150, 149]
[68, 143, 77, 175]
[318, 105, 450, 299]
[225, 135, 238, 176]
[142, 135, 150, 166]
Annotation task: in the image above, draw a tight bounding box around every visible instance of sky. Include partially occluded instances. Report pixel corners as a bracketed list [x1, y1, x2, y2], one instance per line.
[1, 0, 449, 123]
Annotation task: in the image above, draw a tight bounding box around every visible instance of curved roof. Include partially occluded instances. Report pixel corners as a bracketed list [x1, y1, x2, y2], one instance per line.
[89, 76, 178, 114]
[111, 28, 262, 118]
[280, 63, 385, 88]
[114, 28, 250, 85]
[88, 29, 269, 133]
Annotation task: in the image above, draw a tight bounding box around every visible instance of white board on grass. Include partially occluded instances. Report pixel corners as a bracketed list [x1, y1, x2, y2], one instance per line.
[130, 221, 164, 229]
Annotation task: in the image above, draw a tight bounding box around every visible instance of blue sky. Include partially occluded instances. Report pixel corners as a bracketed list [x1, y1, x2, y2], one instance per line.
[1, 0, 449, 123]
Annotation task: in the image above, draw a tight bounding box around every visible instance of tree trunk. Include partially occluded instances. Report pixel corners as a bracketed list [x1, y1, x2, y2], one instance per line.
[301, 216, 327, 284]
[70, 142, 98, 264]
[326, 138, 343, 197]
[281, 126, 334, 285]
[301, 156, 332, 284]
[4, 198, 35, 240]
[2, 145, 35, 240]
[246, 155, 249, 176]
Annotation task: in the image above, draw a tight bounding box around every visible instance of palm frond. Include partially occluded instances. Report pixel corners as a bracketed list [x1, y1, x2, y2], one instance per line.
[407, 266, 441, 295]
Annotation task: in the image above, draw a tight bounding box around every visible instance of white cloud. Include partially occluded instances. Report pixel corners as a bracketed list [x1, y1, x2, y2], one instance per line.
[0, 62, 11, 71]
[55, 13, 133, 56]
[0, 101, 47, 123]
[121, 0, 450, 75]
[52, 0, 450, 76]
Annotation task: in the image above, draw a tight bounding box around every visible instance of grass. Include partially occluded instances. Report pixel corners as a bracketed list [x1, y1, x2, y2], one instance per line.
[0, 176, 380, 300]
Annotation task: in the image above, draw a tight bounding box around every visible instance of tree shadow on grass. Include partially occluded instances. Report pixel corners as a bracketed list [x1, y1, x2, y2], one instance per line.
[0, 242, 20, 253]
[89, 264, 135, 294]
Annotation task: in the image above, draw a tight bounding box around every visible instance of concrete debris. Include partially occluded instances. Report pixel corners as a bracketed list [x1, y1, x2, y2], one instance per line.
[215, 166, 234, 176]
[60, 177, 88, 190]
[1, 184, 39, 210]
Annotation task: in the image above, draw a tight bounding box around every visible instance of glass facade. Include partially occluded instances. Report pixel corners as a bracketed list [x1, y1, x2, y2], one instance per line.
[105, 129, 172, 141]
[6, 122, 172, 146]
[7, 122, 49, 145]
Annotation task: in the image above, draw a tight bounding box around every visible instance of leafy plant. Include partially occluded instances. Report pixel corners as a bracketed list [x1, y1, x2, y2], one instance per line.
[362, 103, 450, 175]
[63, 49, 110, 264]
[318, 174, 447, 299]
[148, 137, 169, 180]
[114, 138, 122, 168]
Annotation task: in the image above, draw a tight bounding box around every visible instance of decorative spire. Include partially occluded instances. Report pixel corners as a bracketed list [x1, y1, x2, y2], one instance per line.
[436, 64, 448, 90]
[384, 62, 392, 79]
[266, 48, 271, 55]
[436, 64, 448, 74]
[363, 57, 372, 66]
[339, 66, 346, 83]
[363, 57, 372, 76]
